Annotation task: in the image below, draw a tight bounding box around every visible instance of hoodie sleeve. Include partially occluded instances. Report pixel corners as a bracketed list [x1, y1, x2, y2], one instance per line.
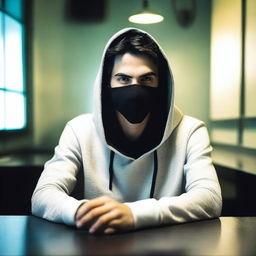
[125, 123, 222, 229]
[31, 124, 86, 226]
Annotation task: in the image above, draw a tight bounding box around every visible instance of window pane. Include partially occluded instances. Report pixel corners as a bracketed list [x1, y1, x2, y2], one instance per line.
[0, 90, 5, 129]
[244, 0, 256, 117]
[210, 0, 241, 120]
[5, 91, 25, 129]
[5, 0, 23, 21]
[0, 1, 26, 132]
[4, 15, 23, 92]
[210, 120, 239, 145]
[0, 12, 4, 89]
[243, 119, 256, 149]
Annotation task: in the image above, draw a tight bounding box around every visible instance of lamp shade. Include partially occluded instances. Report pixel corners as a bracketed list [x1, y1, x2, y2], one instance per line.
[128, 0, 164, 24]
[129, 12, 164, 24]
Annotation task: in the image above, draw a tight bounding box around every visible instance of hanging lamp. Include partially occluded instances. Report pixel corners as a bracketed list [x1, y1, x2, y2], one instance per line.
[128, 0, 164, 24]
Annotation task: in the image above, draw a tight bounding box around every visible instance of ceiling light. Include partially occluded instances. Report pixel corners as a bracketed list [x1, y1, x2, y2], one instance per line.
[128, 0, 164, 24]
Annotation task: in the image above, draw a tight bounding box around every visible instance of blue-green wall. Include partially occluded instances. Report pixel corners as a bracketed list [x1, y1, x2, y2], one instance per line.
[32, 0, 211, 149]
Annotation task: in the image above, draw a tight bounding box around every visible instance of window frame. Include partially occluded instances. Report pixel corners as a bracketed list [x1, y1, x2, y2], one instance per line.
[0, 0, 32, 136]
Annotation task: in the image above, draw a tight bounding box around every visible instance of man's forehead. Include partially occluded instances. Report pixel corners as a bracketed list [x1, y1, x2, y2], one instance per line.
[112, 53, 158, 74]
[114, 52, 153, 63]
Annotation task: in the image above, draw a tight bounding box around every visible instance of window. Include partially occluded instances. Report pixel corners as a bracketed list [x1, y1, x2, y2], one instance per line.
[210, 0, 256, 150]
[0, 0, 26, 131]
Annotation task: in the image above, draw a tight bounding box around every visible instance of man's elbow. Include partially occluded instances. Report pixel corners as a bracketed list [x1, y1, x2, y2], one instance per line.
[31, 189, 42, 217]
[207, 191, 222, 219]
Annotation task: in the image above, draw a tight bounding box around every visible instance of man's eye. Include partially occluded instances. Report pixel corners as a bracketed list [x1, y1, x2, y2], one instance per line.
[117, 77, 131, 84]
[141, 76, 153, 83]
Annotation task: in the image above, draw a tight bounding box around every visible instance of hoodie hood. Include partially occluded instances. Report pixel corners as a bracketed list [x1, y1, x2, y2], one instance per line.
[93, 28, 183, 159]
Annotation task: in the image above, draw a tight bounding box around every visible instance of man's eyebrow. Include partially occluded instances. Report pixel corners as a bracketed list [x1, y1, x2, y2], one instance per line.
[114, 73, 132, 78]
[139, 72, 157, 78]
[114, 72, 157, 78]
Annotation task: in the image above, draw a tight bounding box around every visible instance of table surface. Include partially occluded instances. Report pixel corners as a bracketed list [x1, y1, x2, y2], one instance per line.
[0, 153, 51, 167]
[0, 216, 256, 256]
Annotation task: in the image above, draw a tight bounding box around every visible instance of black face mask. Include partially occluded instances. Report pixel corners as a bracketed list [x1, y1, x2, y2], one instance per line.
[110, 84, 159, 124]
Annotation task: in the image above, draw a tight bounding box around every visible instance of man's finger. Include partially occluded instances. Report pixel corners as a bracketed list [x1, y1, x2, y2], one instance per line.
[76, 204, 112, 228]
[104, 227, 117, 235]
[76, 196, 109, 220]
[89, 209, 119, 233]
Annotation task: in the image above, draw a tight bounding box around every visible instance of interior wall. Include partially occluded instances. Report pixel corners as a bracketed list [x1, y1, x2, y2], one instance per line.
[32, 0, 212, 150]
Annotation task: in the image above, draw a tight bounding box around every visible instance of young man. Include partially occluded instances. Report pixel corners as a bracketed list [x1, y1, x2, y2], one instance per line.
[32, 28, 222, 235]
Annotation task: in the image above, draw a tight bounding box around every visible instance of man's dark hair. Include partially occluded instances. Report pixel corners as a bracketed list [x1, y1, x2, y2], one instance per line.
[106, 31, 161, 63]
[103, 30, 168, 89]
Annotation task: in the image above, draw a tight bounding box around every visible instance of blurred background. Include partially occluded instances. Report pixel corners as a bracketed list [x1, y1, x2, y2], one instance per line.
[1, 0, 213, 151]
[0, 0, 255, 216]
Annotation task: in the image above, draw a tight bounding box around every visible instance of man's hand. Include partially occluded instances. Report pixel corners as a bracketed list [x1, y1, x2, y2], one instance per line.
[75, 196, 134, 235]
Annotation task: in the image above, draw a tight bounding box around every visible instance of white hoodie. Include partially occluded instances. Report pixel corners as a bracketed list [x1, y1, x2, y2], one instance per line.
[32, 28, 222, 229]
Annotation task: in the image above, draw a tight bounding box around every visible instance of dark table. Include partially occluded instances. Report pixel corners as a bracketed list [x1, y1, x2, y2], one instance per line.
[0, 216, 256, 256]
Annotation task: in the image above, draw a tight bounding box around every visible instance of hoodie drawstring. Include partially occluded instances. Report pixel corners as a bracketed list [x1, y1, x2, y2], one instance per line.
[109, 150, 158, 198]
[109, 150, 115, 191]
[150, 150, 158, 198]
